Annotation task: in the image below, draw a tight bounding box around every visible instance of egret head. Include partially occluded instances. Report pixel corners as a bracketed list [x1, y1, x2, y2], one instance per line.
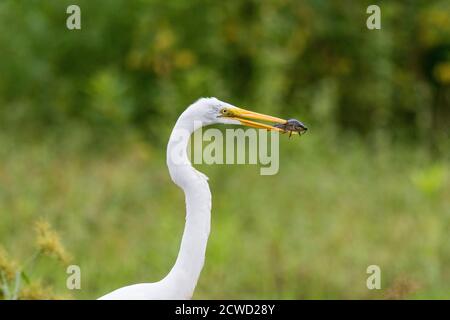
[191, 97, 299, 133]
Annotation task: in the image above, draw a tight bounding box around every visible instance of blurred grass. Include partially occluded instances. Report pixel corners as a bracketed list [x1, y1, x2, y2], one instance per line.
[0, 0, 448, 300]
[0, 129, 448, 299]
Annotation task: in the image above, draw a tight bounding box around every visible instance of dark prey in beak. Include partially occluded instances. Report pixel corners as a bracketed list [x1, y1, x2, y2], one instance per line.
[274, 118, 308, 138]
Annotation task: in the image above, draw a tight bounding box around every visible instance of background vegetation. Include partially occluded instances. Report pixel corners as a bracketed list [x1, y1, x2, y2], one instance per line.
[0, 0, 449, 299]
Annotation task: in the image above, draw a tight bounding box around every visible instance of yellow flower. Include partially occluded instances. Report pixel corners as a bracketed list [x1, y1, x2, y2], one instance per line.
[35, 220, 72, 265]
[154, 28, 176, 52]
[0, 246, 18, 281]
[434, 62, 450, 84]
[19, 281, 55, 300]
[174, 50, 196, 69]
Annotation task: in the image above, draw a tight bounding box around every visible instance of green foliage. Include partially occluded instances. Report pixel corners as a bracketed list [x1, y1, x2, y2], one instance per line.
[0, 0, 449, 300]
[411, 164, 447, 197]
[0, 133, 449, 299]
[0, 0, 448, 144]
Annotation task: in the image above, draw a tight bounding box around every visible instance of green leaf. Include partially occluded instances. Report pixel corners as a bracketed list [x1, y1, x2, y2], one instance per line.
[20, 271, 31, 285]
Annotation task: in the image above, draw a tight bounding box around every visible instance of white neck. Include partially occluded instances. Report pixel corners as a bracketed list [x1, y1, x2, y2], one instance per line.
[162, 112, 211, 298]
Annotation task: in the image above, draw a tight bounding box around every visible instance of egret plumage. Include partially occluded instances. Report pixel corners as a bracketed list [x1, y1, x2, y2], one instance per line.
[98, 98, 299, 300]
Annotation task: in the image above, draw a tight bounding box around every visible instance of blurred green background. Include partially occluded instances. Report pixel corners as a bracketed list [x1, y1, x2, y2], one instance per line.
[0, 0, 449, 299]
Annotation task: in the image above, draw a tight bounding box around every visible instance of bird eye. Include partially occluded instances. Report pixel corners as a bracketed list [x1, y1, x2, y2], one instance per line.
[221, 109, 228, 114]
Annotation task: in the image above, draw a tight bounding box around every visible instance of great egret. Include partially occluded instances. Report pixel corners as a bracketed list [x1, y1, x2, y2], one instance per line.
[98, 97, 305, 300]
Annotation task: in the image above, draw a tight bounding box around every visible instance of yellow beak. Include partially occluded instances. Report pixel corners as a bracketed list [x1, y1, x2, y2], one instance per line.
[223, 107, 296, 133]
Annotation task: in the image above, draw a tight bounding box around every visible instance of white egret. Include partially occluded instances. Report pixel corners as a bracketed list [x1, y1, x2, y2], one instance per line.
[98, 97, 305, 300]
